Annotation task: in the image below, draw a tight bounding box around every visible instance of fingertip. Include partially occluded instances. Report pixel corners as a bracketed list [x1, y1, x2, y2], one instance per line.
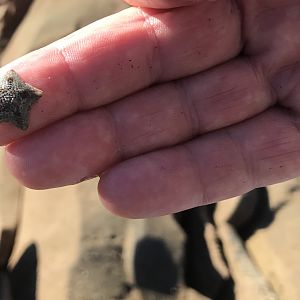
[97, 149, 201, 218]
[4, 145, 43, 190]
[5, 139, 70, 190]
[98, 171, 145, 219]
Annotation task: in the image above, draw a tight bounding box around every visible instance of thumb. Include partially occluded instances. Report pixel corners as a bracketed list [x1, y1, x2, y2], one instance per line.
[124, 0, 216, 9]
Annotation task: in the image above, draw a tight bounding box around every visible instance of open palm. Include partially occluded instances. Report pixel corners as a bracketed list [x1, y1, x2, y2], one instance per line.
[2, 0, 300, 217]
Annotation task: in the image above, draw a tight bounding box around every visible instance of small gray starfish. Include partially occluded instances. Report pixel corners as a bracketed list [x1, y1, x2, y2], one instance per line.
[0, 70, 43, 131]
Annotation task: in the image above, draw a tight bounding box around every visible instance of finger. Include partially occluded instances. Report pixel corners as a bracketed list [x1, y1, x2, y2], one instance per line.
[4, 59, 273, 189]
[99, 109, 300, 218]
[0, 2, 241, 145]
[241, 0, 300, 75]
[124, 0, 214, 9]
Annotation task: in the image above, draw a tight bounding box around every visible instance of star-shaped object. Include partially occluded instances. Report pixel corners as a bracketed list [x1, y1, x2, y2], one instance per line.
[0, 70, 43, 131]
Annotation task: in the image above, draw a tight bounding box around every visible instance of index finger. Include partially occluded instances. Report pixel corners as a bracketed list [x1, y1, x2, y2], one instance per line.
[0, 2, 240, 145]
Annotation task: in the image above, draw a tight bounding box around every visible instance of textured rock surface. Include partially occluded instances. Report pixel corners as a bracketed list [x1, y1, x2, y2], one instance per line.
[0, 0, 33, 51]
[123, 217, 185, 299]
[246, 180, 300, 300]
[1, 0, 128, 64]
[215, 181, 300, 300]
[218, 223, 277, 300]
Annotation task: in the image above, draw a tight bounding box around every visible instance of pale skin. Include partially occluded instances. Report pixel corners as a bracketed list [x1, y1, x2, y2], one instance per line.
[1, 0, 300, 218]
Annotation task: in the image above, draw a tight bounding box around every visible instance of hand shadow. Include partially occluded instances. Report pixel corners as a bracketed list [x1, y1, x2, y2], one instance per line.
[9, 244, 38, 300]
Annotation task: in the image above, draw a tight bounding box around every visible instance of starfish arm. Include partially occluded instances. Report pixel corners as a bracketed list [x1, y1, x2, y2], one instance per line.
[0, 70, 43, 130]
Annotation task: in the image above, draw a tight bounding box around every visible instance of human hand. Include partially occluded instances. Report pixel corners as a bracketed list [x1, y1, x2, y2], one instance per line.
[1, 0, 300, 218]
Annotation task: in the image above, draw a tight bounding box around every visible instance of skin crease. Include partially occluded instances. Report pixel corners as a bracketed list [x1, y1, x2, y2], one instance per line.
[2, 0, 300, 218]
